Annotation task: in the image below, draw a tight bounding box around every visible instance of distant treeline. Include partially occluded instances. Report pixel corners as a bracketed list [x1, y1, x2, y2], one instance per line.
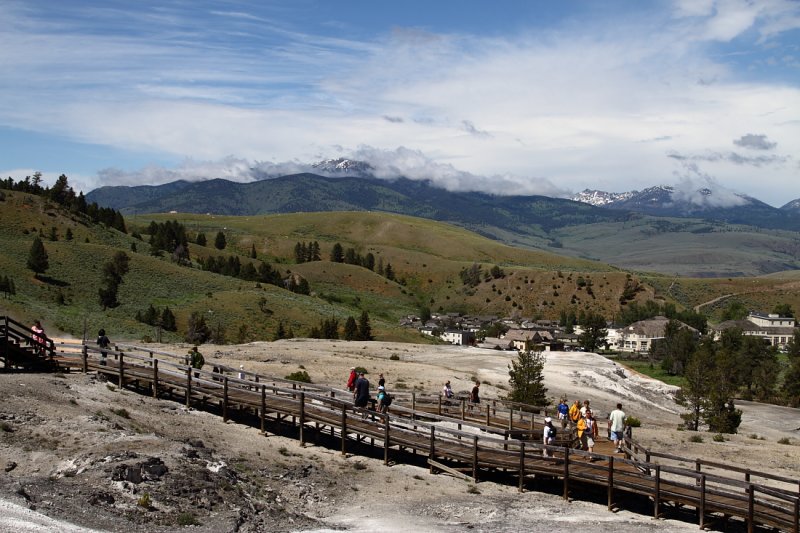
[1, 173, 126, 232]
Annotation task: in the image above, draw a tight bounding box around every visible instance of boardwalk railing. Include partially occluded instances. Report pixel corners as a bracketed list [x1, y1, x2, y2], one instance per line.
[6, 328, 798, 533]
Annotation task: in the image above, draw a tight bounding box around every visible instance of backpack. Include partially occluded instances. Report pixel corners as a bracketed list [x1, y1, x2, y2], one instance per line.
[383, 393, 393, 407]
[549, 426, 557, 440]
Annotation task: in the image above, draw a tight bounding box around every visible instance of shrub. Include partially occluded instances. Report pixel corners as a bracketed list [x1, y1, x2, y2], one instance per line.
[177, 513, 199, 526]
[688, 435, 703, 443]
[285, 370, 312, 383]
[712, 433, 725, 442]
[778, 437, 792, 445]
[138, 492, 151, 508]
[467, 485, 481, 494]
[626, 416, 641, 428]
[389, 354, 400, 361]
[111, 408, 130, 419]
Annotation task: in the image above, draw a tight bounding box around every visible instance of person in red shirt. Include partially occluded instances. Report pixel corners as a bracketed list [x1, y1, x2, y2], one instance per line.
[346, 367, 357, 391]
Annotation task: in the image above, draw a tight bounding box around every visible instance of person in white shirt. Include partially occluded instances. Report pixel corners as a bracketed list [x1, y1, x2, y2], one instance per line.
[608, 403, 627, 453]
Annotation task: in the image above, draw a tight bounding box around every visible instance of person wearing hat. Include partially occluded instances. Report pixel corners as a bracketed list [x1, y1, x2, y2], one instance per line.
[346, 367, 357, 392]
[376, 385, 389, 413]
[543, 416, 556, 457]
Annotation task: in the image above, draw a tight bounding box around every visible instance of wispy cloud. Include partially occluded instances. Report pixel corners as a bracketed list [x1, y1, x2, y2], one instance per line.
[1, 1, 799, 205]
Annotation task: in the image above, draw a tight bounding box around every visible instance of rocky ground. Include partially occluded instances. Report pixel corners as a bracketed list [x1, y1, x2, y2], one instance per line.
[0, 340, 798, 532]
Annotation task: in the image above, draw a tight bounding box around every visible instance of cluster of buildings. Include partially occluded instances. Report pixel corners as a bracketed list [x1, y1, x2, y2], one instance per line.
[402, 311, 796, 353]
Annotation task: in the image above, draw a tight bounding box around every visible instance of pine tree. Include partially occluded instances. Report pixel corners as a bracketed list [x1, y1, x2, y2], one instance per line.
[358, 311, 373, 341]
[214, 231, 227, 250]
[274, 321, 286, 341]
[196, 232, 207, 246]
[507, 348, 548, 408]
[343, 316, 358, 341]
[161, 307, 177, 331]
[98, 251, 130, 309]
[27, 237, 49, 278]
[65, 228, 73, 241]
[250, 243, 257, 259]
[330, 242, 344, 263]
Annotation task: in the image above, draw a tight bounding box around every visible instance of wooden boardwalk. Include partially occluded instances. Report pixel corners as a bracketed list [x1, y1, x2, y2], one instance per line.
[1, 317, 798, 533]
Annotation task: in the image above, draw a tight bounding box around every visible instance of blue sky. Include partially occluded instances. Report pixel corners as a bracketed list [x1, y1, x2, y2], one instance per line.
[2, 0, 799, 206]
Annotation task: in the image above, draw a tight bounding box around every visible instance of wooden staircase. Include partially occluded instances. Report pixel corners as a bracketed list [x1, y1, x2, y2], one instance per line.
[0, 316, 60, 372]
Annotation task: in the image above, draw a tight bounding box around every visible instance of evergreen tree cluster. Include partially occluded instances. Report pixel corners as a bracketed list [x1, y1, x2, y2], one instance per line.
[652, 323, 791, 432]
[199, 255, 278, 283]
[329, 242, 376, 271]
[310, 311, 372, 340]
[135, 304, 177, 331]
[1, 173, 126, 232]
[148, 220, 190, 263]
[294, 241, 321, 263]
[0, 274, 16, 298]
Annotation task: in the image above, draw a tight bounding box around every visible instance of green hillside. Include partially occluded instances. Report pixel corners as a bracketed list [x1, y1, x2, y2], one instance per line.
[5, 190, 800, 344]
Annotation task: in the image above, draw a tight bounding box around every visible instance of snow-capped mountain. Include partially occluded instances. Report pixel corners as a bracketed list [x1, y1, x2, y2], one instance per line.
[780, 198, 800, 212]
[571, 189, 637, 206]
[311, 158, 373, 177]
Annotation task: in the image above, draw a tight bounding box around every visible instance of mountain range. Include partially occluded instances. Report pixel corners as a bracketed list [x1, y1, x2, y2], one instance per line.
[85, 162, 800, 277]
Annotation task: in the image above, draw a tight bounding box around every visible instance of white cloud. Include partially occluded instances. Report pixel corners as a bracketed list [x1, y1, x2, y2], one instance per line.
[0, 2, 799, 205]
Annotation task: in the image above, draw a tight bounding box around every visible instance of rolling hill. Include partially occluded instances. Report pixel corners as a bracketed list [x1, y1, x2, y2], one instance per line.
[87, 174, 800, 277]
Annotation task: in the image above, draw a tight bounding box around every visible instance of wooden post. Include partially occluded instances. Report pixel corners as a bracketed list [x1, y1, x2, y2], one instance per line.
[299, 392, 306, 446]
[563, 448, 570, 500]
[341, 405, 347, 456]
[437, 395, 442, 416]
[118, 352, 125, 388]
[81, 345, 88, 373]
[222, 377, 229, 422]
[792, 497, 798, 533]
[699, 474, 706, 529]
[485, 404, 490, 426]
[747, 484, 754, 533]
[607, 456, 614, 511]
[654, 464, 661, 519]
[383, 416, 390, 465]
[492, 399, 496, 416]
[508, 410, 513, 431]
[185, 367, 192, 407]
[412, 392, 416, 418]
[745, 469, 751, 484]
[472, 435, 479, 481]
[260, 385, 266, 435]
[291, 383, 297, 426]
[696, 458, 702, 486]
[461, 399, 465, 420]
[152, 359, 159, 398]
[518, 441, 525, 493]
[428, 426, 436, 473]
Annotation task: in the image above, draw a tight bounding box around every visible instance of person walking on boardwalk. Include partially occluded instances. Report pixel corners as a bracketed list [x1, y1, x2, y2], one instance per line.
[31, 320, 46, 355]
[575, 410, 587, 450]
[557, 398, 569, 429]
[376, 385, 392, 413]
[608, 403, 627, 453]
[469, 381, 480, 411]
[188, 346, 204, 377]
[378, 373, 385, 388]
[96, 328, 110, 366]
[584, 409, 599, 457]
[543, 416, 557, 458]
[346, 367, 357, 392]
[353, 372, 370, 412]
[568, 399, 581, 428]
